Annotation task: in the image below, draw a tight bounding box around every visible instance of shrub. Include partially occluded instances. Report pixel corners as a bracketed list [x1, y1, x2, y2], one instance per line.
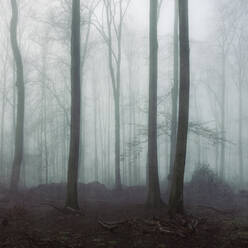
[185, 165, 235, 208]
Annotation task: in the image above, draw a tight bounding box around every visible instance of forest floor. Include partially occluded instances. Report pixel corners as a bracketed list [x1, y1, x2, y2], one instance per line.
[0, 182, 247, 248]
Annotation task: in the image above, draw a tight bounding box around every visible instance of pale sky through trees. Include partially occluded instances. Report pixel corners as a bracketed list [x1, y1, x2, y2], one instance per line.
[129, 0, 214, 40]
[0, 0, 215, 41]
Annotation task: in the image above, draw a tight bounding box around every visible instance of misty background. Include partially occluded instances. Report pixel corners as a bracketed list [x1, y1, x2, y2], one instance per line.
[0, 0, 247, 188]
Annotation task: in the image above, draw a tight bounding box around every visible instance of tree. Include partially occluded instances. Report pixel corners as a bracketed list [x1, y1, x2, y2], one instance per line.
[0, 42, 9, 182]
[65, 0, 81, 210]
[79, 0, 99, 183]
[93, 0, 130, 190]
[219, 44, 226, 180]
[9, 0, 25, 193]
[169, 0, 179, 184]
[233, 27, 247, 187]
[146, 0, 162, 208]
[92, 67, 99, 182]
[41, 30, 50, 185]
[169, 0, 190, 215]
[216, 2, 238, 179]
[104, 0, 124, 190]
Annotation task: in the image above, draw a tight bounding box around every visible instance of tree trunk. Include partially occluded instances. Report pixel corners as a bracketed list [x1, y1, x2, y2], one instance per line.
[0, 82, 6, 182]
[12, 62, 16, 159]
[114, 94, 122, 189]
[93, 77, 98, 182]
[219, 53, 226, 179]
[132, 99, 138, 184]
[103, 0, 125, 190]
[146, 0, 162, 208]
[10, 0, 25, 193]
[169, 0, 179, 183]
[79, 9, 92, 183]
[107, 84, 111, 186]
[0, 58, 7, 181]
[79, 88, 86, 182]
[65, 0, 81, 210]
[41, 38, 49, 185]
[238, 79, 244, 187]
[169, 0, 190, 215]
[128, 78, 133, 186]
[62, 103, 67, 182]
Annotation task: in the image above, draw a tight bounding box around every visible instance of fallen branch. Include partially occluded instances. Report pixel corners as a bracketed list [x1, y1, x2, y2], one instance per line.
[40, 203, 83, 216]
[98, 219, 119, 231]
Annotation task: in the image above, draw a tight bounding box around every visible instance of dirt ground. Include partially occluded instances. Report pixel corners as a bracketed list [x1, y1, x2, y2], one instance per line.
[0, 183, 247, 248]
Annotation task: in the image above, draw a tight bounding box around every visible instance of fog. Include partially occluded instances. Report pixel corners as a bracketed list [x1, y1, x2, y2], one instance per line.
[0, 0, 248, 207]
[1, 0, 248, 247]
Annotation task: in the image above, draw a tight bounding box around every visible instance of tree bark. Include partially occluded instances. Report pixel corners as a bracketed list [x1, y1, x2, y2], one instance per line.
[169, 0, 179, 183]
[79, 88, 86, 182]
[10, 0, 25, 193]
[93, 74, 99, 182]
[65, 0, 81, 210]
[146, 0, 162, 208]
[169, 0, 190, 215]
[41, 36, 49, 185]
[79, 8, 92, 183]
[114, 95, 121, 189]
[219, 52, 226, 179]
[103, 0, 128, 190]
[0, 54, 7, 181]
[238, 73, 244, 187]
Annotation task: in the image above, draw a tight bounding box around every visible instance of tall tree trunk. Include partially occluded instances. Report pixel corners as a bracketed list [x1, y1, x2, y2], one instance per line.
[169, 0, 179, 182]
[238, 79, 244, 187]
[41, 38, 49, 185]
[0, 82, 6, 181]
[115, 2, 122, 190]
[0, 59, 7, 181]
[65, 0, 81, 210]
[169, 0, 190, 215]
[79, 9, 92, 183]
[127, 55, 133, 186]
[98, 98, 105, 183]
[38, 126, 43, 184]
[44, 109, 49, 184]
[219, 53, 226, 179]
[10, 0, 25, 193]
[146, 0, 162, 208]
[121, 90, 127, 185]
[107, 84, 111, 186]
[12, 62, 16, 159]
[128, 82, 132, 186]
[79, 88, 86, 182]
[62, 98, 67, 182]
[103, 0, 127, 190]
[132, 98, 138, 184]
[114, 93, 121, 189]
[194, 87, 201, 165]
[215, 130, 219, 173]
[93, 81, 98, 182]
